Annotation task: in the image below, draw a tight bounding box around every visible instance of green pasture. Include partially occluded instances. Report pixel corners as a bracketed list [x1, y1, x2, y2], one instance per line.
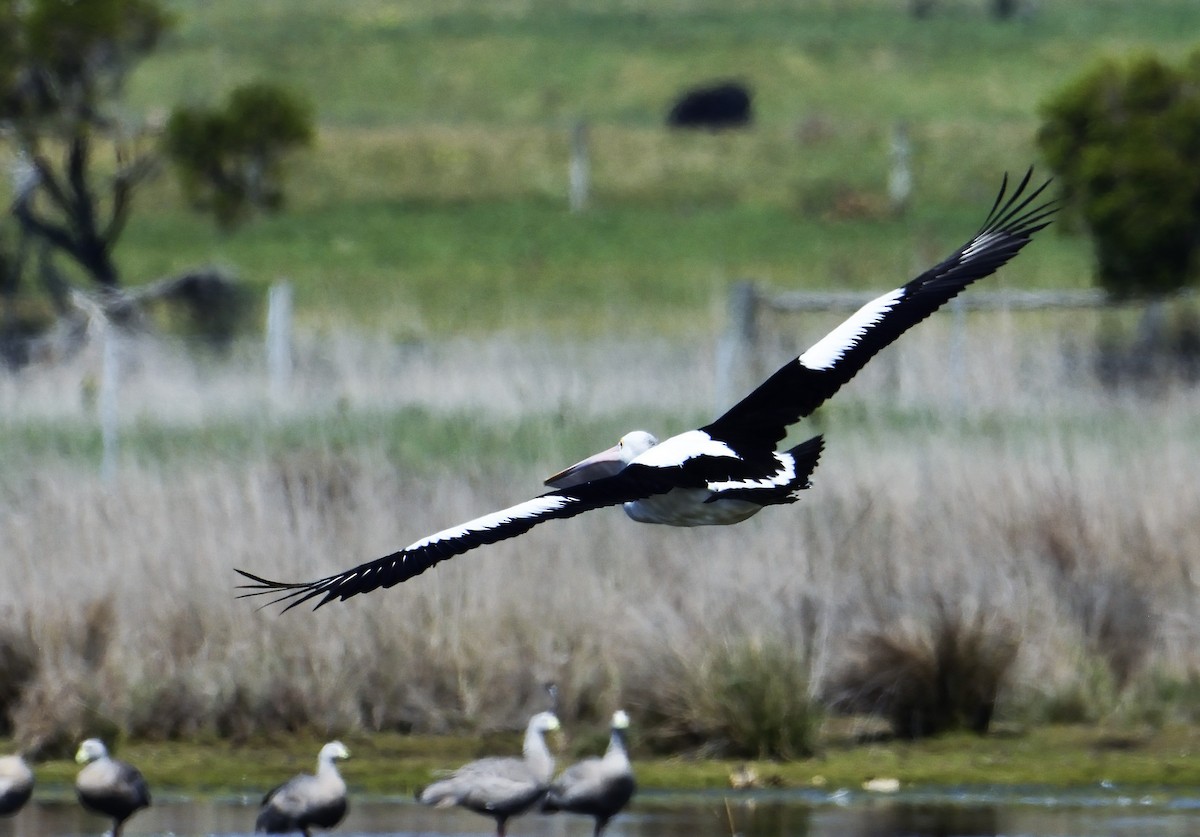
[104, 0, 1200, 336]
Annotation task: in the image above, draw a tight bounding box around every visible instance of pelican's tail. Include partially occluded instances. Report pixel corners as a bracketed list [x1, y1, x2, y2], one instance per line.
[783, 434, 824, 499]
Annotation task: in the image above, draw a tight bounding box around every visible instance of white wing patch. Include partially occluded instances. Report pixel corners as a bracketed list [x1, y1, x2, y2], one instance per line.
[706, 453, 796, 492]
[405, 495, 573, 550]
[634, 430, 739, 468]
[798, 287, 906, 371]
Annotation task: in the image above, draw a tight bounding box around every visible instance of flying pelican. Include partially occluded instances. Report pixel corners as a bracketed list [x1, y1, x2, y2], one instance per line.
[0, 753, 33, 816]
[256, 741, 350, 836]
[541, 710, 635, 837]
[74, 738, 151, 837]
[417, 710, 560, 837]
[238, 170, 1054, 611]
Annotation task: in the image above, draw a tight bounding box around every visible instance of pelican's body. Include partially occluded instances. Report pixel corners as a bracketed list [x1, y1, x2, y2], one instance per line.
[418, 711, 559, 837]
[552, 429, 820, 526]
[239, 170, 1055, 611]
[74, 739, 150, 837]
[256, 741, 350, 836]
[542, 710, 635, 837]
[0, 754, 33, 816]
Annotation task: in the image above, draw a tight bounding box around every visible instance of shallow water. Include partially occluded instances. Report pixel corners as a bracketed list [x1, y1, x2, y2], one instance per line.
[7, 786, 1200, 837]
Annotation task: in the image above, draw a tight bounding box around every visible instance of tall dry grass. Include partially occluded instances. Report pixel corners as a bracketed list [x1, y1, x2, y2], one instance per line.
[1, 311, 1198, 753]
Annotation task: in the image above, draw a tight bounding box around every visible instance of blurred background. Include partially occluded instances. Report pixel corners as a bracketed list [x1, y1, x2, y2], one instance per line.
[0, 0, 1199, 769]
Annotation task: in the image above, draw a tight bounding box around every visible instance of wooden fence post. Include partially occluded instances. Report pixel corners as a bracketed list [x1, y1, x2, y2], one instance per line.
[716, 280, 760, 409]
[569, 119, 590, 213]
[888, 121, 912, 215]
[266, 280, 293, 409]
[99, 320, 119, 481]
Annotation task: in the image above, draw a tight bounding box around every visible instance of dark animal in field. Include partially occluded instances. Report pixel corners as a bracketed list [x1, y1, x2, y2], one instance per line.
[542, 710, 635, 837]
[238, 169, 1054, 611]
[256, 741, 350, 836]
[74, 738, 151, 837]
[0, 754, 33, 816]
[667, 81, 752, 129]
[418, 711, 560, 837]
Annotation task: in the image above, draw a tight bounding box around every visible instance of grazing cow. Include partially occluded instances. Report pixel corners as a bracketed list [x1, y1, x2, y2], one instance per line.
[667, 81, 752, 130]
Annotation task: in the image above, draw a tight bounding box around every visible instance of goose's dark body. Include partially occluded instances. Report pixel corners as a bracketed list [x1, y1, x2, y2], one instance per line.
[74, 739, 150, 837]
[0, 754, 33, 816]
[256, 741, 350, 836]
[542, 710, 635, 837]
[238, 170, 1055, 611]
[418, 711, 559, 837]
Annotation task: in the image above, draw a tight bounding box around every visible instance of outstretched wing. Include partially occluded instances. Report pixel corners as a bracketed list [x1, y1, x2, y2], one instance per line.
[702, 168, 1056, 450]
[236, 466, 671, 611]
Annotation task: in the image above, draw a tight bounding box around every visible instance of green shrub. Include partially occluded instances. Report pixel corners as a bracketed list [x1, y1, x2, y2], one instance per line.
[1038, 51, 1200, 298]
[165, 82, 314, 230]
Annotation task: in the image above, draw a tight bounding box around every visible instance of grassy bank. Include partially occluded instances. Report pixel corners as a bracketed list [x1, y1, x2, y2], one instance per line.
[18, 724, 1200, 798]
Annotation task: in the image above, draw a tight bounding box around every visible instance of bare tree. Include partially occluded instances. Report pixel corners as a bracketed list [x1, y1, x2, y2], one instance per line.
[1, 0, 170, 289]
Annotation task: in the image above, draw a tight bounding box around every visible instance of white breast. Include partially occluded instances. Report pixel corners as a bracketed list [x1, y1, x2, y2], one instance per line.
[623, 489, 763, 526]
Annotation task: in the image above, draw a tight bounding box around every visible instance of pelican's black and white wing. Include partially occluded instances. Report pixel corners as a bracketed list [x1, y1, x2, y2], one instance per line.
[701, 169, 1055, 449]
[237, 467, 674, 611]
[238, 169, 1055, 612]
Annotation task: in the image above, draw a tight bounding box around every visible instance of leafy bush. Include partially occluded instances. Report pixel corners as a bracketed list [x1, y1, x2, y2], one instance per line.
[1038, 51, 1200, 298]
[165, 82, 314, 230]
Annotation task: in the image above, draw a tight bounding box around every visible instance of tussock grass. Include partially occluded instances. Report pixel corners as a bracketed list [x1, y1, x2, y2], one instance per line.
[823, 595, 1019, 738]
[2, 312, 1199, 751]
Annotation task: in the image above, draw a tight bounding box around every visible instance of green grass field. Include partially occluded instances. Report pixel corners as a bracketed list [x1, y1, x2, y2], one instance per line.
[105, 0, 1200, 336]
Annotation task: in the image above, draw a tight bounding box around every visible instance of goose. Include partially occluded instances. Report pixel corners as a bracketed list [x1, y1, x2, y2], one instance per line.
[256, 741, 350, 836]
[0, 753, 33, 816]
[74, 738, 150, 837]
[542, 710, 635, 837]
[418, 710, 560, 837]
[239, 169, 1054, 610]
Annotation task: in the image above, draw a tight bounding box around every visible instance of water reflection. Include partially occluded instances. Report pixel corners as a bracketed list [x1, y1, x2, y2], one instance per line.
[3, 789, 1200, 837]
[837, 801, 1000, 836]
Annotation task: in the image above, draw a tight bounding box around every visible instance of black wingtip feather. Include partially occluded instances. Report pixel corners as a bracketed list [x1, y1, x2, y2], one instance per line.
[235, 568, 340, 613]
[979, 167, 1056, 238]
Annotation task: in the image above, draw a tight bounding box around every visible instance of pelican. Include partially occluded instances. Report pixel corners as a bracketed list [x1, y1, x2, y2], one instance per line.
[542, 710, 635, 837]
[0, 754, 33, 816]
[74, 738, 150, 837]
[418, 710, 560, 837]
[256, 741, 350, 836]
[238, 170, 1054, 611]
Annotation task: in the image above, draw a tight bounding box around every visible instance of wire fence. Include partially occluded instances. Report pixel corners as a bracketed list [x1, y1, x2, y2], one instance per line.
[714, 279, 1194, 413]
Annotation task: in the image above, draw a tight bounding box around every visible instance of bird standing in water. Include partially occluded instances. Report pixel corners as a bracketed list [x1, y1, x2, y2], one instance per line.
[74, 738, 150, 837]
[542, 710, 636, 837]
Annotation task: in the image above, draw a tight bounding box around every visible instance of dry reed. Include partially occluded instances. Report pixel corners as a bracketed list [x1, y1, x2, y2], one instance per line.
[1, 312, 1197, 750]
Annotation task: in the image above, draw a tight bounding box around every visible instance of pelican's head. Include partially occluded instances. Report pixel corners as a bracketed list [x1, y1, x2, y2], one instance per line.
[75, 738, 108, 764]
[611, 709, 630, 730]
[545, 431, 659, 490]
[320, 741, 350, 762]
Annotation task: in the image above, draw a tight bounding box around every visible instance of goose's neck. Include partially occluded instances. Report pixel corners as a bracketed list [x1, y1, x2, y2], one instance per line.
[523, 726, 555, 783]
[317, 755, 342, 781]
[604, 728, 630, 766]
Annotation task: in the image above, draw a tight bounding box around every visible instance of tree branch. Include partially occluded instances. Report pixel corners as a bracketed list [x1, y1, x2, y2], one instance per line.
[12, 190, 80, 262]
[104, 148, 157, 244]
